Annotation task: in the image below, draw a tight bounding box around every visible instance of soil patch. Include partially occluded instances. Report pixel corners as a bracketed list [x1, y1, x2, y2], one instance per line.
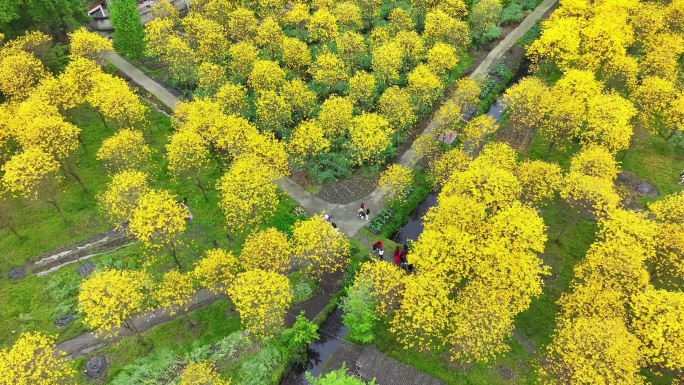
[315, 171, 380, 204]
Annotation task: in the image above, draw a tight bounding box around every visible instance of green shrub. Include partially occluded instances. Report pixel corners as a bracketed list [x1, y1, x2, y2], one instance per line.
[341, 280, 376, 344]
[306, 363, 374, 384]
[239, 346, 282, 385]
[518, 21, 542, 46]
[292, 280, 315, 303]
[483, 26, 502, 43]
[110, 348, 177, 385]
[307, 152, 353, 184]
[365, 209, 394, 234]
[210, 331, 251, 364]
[523, 0, 539, 11]
[277, 313, 319, 363]
[46, 273, 82, 319]
[490, 62, 513, 81]
[500, 2, 523, 26]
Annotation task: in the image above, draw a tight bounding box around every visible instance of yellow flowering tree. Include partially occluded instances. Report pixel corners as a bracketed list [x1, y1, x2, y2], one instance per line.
[336, 31, 367, 70]
[318, 95, 354, 139]
[228, 42, 259, 80]
[255, 90, 292, 133]
[543, 317, 643, 384]
[88, 73, 147, 129]
[196, 61, 227, 94]
[500, 76, 550, 154]
[227, 269, 292, 338]
[348, 113, 393, 166]
[98, 170, 150, 229]
[68, 28, 113, 63]
[333, 2, 363, 31]
[515, 160, 562, 206]
[407, 64, 443, 112]
[255, 17, 284, 59]
[310, 51, 348, 91]
[282, 79, 316, 121]
[430, 148, 471, 190]
[0, 332, 74, 384]
[631, 288, 684, 371]
[288, 120, 330, 165]
[226, 7, 258, 41]
[166, 130, 211, 200]
[426, 43, 459, 76]
[248, 60, 286, 92]
[97, 129, 152, 174]
[282, 37, 311, 73]
[192, 249, 242, 294]
[128, 189, 188, 270]
[462, 115, 497, 145]
[378, 86, 416, 134]
[78, 269, 151, 340]
[423, 10, 470, 49]
[213, 83, 249, 118]
[1, 148, 64, 222]
[372, 42, 402, 85]
[216, 158, 279, 238]
[378, 165, 413, 202]
[348, 71, 376, 110]
[649, 192, 684, 279]
[292, 216, 350, 283]
[240, 227, 292, 274]
[308, 9, 338, 43]
[0, 51, 47, 101]
[354, 260, 406, 317]
[154, 270, 196, 323]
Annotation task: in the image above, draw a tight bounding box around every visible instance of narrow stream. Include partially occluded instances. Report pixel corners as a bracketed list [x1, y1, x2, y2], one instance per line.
[280, 309, 348, 385]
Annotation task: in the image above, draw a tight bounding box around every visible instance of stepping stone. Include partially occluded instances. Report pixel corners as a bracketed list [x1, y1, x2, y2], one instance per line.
[77, 261, 96, 276]
[55, 314, 75, 327]
[8, 267, 26, 280]
[85, 356, 107, 379]
[636, 180, 659, 197]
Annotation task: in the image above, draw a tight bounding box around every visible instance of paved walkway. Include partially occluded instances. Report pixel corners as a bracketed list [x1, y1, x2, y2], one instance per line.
[104, 51, 179, 109]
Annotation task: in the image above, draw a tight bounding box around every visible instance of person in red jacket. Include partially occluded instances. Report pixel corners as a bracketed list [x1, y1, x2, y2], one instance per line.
[393, 247, 401, 265]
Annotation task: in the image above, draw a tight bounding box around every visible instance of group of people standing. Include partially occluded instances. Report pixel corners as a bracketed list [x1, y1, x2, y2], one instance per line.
[372, 240, 413, 273]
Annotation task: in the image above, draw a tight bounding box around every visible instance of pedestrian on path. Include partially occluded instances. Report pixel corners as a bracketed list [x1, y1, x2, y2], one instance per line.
[332, 222, 339, 232]
[372, 240, 383, 252]
[378, 248, 384, 259]
[324, 214, 330, 222]
[358, 203, 366, 219]
[394, 253, 401, 265]
[680, 170, 684, 184]
[393, 246, 401, 261]
[366, 208, 370, 221]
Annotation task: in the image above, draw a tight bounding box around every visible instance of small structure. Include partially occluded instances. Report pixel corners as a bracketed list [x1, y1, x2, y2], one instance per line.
[88, 0, 187, 32]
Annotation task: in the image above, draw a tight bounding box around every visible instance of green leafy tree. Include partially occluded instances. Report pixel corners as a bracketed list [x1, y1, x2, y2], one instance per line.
[341, 278, 376, 344]
[109, 0, 146, 59]
[0, 0, 87, 39]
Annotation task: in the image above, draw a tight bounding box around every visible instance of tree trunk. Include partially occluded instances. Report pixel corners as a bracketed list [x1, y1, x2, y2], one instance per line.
[65, 163, 88, 193]
[667, 127, 679, 140]
[195, 177, 208, 201]
[124, 319, 148, 346]
[77, 134, 87, 152]
[47, 200, 67, 224]
[184, 312, 196, 326]
[555, 211, 576, 242]
[545, 140, 555, 160]
[169, 242, 182, 271]
[97, 110, 109, 129]
[1, 223, 20, 238]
